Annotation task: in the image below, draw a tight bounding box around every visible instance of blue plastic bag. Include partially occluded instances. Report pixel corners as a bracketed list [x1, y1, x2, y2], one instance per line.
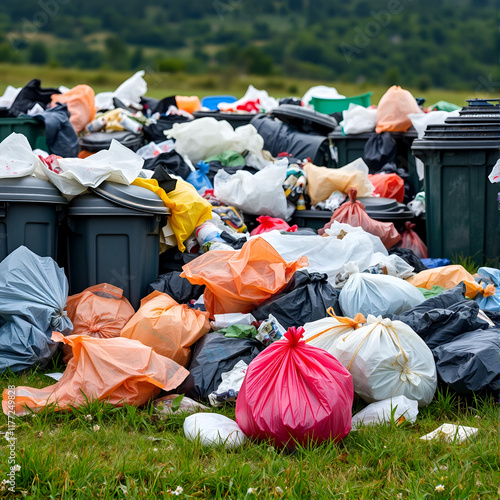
[475, 267, 500, 312]
[0, 316, 57, 373]
[0, 246, 72, 333]
[187, 161, 213, 194]
[421, 258, 451, 269]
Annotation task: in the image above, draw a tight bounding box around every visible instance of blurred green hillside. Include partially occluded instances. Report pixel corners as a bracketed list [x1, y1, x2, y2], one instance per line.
[0, 0, 498, 93]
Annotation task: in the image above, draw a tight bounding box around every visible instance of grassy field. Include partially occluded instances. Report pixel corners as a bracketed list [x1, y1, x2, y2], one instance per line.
[0, 63, 497, 107]
[0, 360, 499, 500]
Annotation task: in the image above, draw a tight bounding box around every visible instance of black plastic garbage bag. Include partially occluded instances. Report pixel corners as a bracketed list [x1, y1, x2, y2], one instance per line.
[433, 328, 500, 393]
[206, 161, 258, 185]
[389, 247, 428, 273]
[146, 150, 192, 180]
[388, 284, 489, 349]
[147, 271, 204, 304]
[0, 246, 72, 334]
[9, 79, 60, 117]
[32, 104, 79, 158]
[143, 114, 192, 142]
[175, 333, 265, 401]
[0, 316, 58, 373]
[251, 270, 342, 329]
[363, 132, 397, 173]
[159, 247, 203, 274]
[251, 115, 333, 167]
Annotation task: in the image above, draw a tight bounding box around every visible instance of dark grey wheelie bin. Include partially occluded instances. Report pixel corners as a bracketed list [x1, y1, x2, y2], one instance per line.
[412, 98, 500, 266]
[66, 181, 169, 309]
[0, 177, 67, 262]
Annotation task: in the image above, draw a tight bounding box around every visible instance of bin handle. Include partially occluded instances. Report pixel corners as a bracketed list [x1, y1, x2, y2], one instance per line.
[0, 202, 6, 218]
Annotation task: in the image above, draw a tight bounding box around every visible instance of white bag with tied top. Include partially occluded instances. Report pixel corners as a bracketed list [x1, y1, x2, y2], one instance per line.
[329, 315, 437, 407]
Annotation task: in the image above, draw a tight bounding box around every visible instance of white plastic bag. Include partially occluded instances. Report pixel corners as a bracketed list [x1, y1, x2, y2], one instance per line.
[214, 159, 288, 219]
[167, 118, 264, 164]
[302, 85, 345, 106]
[489, 158, 500, 184]
[211, 313, 256, 331]
[302, 312, 365, 352]
[95, 70, 147, 110]
[259, 224, 387, 284]
[340, 104, 377, 135]
[184, 413, 247, 448]
[218, 84, 279, 113]
[409, 110, 460, 180]
[351, 395, 419, 429]
[330, 315, 437, 406]
[339, 273, 424, 318]
[0, 133, 44, 178]
[0, 85, 21, 109]
[38, 139, 144, 198]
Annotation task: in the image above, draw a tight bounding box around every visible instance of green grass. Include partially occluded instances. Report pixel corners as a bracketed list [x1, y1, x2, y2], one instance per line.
[1, 362, 499, 499]
[0, 63, 497, 105]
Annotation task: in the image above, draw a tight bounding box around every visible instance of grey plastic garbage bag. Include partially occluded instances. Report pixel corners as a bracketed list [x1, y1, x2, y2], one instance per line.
[251, 270, 341, 329]
[388, 284, 489, 349]
[0, 316, 57, 373]
[433, 328, 500, 393]
[175, 332, 265, 402]
[0, 246, 72, 334]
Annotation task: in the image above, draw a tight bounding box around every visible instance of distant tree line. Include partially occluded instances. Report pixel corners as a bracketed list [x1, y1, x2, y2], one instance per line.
[0, 0, 498, 90]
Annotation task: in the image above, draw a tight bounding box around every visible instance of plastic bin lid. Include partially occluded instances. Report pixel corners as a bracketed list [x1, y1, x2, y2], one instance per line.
[89, 181, 169, 214]
[79, 131, 142, 152]
[412, 138, 500, 151]
[358, 196, 414, 221]
[0, 176, 67, 204]
[271, 104, 338, 136]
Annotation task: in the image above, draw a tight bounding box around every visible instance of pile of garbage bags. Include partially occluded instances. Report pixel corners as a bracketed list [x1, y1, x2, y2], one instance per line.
[1, 74, 499, 451]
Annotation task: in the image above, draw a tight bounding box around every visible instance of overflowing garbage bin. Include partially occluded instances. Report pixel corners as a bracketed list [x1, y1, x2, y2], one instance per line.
[0, 177, 67, 262]
[412, 99, 500, 265]
[66, 181, 169, 309]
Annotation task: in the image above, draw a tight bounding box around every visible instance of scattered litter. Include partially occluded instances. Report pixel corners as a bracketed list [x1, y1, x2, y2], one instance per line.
[420, 424, 478, 443]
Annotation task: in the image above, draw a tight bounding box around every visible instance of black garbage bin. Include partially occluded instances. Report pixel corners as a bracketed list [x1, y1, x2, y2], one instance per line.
[66, 181, 169, 309]
[412, 99, 500, 266]
[0, 177, 67, 262]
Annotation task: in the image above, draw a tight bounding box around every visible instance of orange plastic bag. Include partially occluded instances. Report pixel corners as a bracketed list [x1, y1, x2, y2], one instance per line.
[175, 95, 201, 114]
[400, 222, 428, 259]
[368, 173, 405, 203]
[51, 85, 96, 133]
[2, 332, 189, 416]
[120, 290, 210, 366]
[319, 189, 401, 249]
[375, 85, 421, 134]
[407, 265, 494, 299]
[181, 237, 308, 317]
[63, 283, 135, 363]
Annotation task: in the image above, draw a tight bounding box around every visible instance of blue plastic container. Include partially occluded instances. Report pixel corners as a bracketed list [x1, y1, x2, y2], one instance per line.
[201, 95, 237, 111]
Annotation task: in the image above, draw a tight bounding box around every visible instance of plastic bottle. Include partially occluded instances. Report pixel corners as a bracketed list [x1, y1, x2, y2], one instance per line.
[120, 115, 143, 134]
[86, 116, 106, 133]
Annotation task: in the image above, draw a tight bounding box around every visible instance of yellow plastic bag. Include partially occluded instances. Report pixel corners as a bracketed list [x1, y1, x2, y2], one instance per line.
[120, 290, 210, 367]
[2, 332, 189, 416]
[407, 265, 494, 299]
[51, 84, 96, 133]
[132, 178, 213, 252]
[376, 85, 421, 134]
[304, 160, 373, 206]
